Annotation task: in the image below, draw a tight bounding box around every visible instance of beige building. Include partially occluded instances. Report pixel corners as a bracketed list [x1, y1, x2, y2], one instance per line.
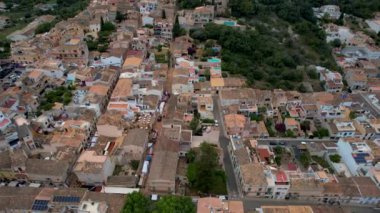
[108, 78, 133, 112]
[345, 68, 368, 91]
[197, 198, 244, 213]
[120, 129, 149, 162]
[25, 159, 69, 184]
[122, 56, 143, 71]
[73, 151, 115, 185]
[147, 150, 178, 193]
[11, 41, 42, 65]
[96, 111, 130, 138]
[179, 5, 215, 29]
[197, 94, 213, 119]
[258, 206, 313, 213]
[224, 114, 247, 136]
[288, 179, 324, 199]
[239, 163, 269, 197]
[52, 38, 89, 67]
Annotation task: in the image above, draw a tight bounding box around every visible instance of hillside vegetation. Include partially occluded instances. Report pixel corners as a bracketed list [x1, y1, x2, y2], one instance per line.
[190, 0, 380, 90]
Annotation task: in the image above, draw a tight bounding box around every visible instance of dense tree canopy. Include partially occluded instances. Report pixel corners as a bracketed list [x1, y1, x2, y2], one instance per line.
[187, 143, 227, 195]
[190, 0, 370, 89]
[329, 154, 342, 163]
[35, 22, 55, 34]
[177, 0, 205, 9]
[122, 192, 195, 213]
[173, 16, 186, 38]
[229, 0, 380, 19]
[122, 192, 151, 213]
[153, 196, 195, 213]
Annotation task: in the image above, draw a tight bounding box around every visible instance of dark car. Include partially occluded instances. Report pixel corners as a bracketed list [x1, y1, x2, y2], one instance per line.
[269, 142, 278, 146]
[279, 141, 287, 146]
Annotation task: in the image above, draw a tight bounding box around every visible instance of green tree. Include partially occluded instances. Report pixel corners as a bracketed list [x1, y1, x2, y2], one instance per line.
[101, 21, 116, 32]
[194, 143, 219, 193]
[122, 192, 150, 213]
[313, 128, 329, 139]
[38, 86, 73, 112]
[258, 106, 267, 114]
[162, 10, 166, 19]
[204, 68, 211, 81]
[311, 155, 332, 172]
[329, 154, 341, 163]
[274, 156, 282, 166]
[187, 162, 197, 185]
[273, 146, 283, 155]
[100, 16, 104, 27]
[129, 160, 140, 170]
[300, 153, 311, 168]
[336, 13, 344, 26]
[300, 120, 311, 132]
[201, 118, 215, 124]
[230, 0, 255, 17]
[35, 22, 54, 34]
[86, 39, 99, 51]
[285, 129, 295, 138]
[250, 113, 263, 121]
[116, 11, 125, 22]
[173, 16, 186, 38]
[330, 39, 342, 48]
[298, 83, 307, 93]
[349, 111, 357, 119]
[187, 143, 226, 194]
[0, 40, 11, 59]
[186, 149, 196, 163]
[306, 68, 318, 79]
[178, 0, 204, 9]
[189, 117, 200, 132]
[154, 196, 195, 213]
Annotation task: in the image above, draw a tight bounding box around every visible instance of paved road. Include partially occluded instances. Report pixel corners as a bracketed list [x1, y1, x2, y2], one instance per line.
[242, 198, 378, 213]
[212, 95, 240, 198]
[359, 93, 380, 117]
[257, 138, 338, 147]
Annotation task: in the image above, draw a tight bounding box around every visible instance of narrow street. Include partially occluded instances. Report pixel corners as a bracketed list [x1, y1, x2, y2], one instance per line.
[212, 95, 240, 198]
[257, 138, 338, 146]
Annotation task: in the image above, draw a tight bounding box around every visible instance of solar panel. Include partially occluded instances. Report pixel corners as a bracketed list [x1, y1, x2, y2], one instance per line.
[32, 200, 49, 211]
[353, 153, 369, 164]
[53, 196, 80, 203]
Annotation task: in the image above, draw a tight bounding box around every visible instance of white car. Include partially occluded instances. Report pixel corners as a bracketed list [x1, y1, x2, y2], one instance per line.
[301, 141, 307, 145]
[151, 194, 159, 201]
[218, 195, 226, 200]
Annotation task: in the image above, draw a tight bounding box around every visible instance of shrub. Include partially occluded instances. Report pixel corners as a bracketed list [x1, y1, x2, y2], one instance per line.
[329, 154, 341, 163]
